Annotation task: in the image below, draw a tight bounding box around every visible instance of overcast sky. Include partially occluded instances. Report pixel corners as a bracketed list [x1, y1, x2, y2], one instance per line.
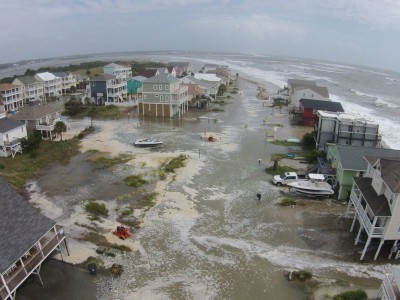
[2, 0, 400, 72]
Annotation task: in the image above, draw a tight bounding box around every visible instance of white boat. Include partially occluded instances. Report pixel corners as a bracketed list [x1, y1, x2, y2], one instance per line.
[287, 174, 334, 196]
[134, 138, 163, 147]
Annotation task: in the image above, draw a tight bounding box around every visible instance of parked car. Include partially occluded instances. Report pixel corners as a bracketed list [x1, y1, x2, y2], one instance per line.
[272, 172, 308, 186]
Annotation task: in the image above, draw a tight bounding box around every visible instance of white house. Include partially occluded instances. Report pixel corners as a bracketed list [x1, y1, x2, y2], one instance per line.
[0, 84, 24, 112]
[290, 85, 330, 107]
[12, 76, 44, 103]
[347, 156, 400, 260]
[103, 63, 132, 80]
[53, 72, 77, 94]
[34, 72, 62, 99]
[0, 116, 26, 157]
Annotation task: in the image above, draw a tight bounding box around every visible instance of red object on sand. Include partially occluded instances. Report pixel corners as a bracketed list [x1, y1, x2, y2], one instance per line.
[112, 225, 131, 240]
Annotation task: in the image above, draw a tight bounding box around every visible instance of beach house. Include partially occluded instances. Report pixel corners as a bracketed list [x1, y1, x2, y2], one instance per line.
[325, 144, 400, 200]
[12, 76, 45, 103]
[103, 63, 132, 80]
[0, 84, 24, 112]
[167, 62, 191, 77]
[127, 75, 146, 100]
[34, 72, 62, 99]
[11, 103, 67, 139]
[52, 72, 77, 94]
[140, 73, 189, 117]
[88, 74, 127, 105]
[314, 111, 381, 152]
[0, 177, 68, 300]
[347, 156, 400, 260]
[0, 115, 26, 158]
[297, 99, 344, 127]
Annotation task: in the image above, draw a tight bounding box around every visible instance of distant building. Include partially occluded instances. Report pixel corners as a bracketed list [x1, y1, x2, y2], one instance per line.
[0, 83, 24, 112]
[88, 74, 127, 105]
[138, 69, 159, 78]
[0, 115, 26, 158]
[168, 62, 191, 77]
[52, 72, 77, 94]
[103, 63, 132, 80]
[347, 156, 400, 260]
[140, 74, 189, 117]
[34, 72, 62, 99]
[298, 98, 344, 127]
[291, 85, 329, 108]
[12, 76, 45, 103]
[0, 176, 67, 299]
[315, 111, 381, 151]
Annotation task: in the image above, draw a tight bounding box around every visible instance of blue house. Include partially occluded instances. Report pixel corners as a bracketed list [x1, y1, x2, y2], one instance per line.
[127, 75, 146, 99]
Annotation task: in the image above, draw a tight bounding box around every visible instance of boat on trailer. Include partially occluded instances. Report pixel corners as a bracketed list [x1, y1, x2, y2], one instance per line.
[287, 173, 334, 197]
[134, 138, 163, 147]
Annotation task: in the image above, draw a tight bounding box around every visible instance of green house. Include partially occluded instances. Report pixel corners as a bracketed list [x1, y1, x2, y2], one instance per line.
[326, 144, 400, 200]
[127, 76, 146, 97]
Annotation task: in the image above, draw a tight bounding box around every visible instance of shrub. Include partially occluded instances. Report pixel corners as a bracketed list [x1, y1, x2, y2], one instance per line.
[279, 197, 297, 206]
[110, 263, 123, 276]
[164, 154, 187, 173]
[301, 132, 315, 149]
[333, 289, 367, 300]
[292, 270, 312, 282]
[304, 150, 324, 163]
[158, 171, 166, 180]
[0, 163, 4, 169]
[84, 200, 108, 216]
[124, 175, 148, 187]
[29, 152, 38, 159]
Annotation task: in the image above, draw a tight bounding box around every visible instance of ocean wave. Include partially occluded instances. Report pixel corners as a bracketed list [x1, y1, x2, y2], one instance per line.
[374, 97, 400, 109]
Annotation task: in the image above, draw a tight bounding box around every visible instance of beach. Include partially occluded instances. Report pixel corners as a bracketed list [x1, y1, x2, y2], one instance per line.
[19, 76, 384, 299]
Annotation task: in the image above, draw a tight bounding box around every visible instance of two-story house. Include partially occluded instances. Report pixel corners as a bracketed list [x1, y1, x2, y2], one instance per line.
[168, 62, 191, 77]
[12, 76, 44, 103]
[103, 63, 132, 80]
[315, 111, 381, 151]
[298, 99, 344, 127]
[0, 177, 67, 300]
[326, 144, 400, 200]
[52, 72, 77, 94]
[140, 74, 189, 118]
[127, 75, 146, 100]
[11, 104, 66, 139]
[0, 115, 26, 157]
[89, 74, 127, 105]
[0, 84, 24, 112]
[34, 72, 62, 99]
[347, 156, 400, 260]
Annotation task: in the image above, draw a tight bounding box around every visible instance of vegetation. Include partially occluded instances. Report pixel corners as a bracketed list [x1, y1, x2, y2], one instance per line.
[64, 99, 84, 116]
[80, 231, 132, 252]
[270, 153, 286, 171]
[141, 192, 158, 208]
[265, 165, 297, 175]
[77, 126, 95, 139]
[87, 153, 133, 169]
[110, 263, 124, 276]
[217, 83, 227, 96]
[163, 154, 188, 173]
[301, 132, 316, 149]
[54, 121, 67, 141]
[269, 140, 302, 146]
[0, 138, 80, 189]
[124, 175, 148, 187]
[84, 200, 109, 216]
[304, 149, 324, 163]
[333, 289, 368, 300]
[291, 270, 312, 282]
[278, 197, 297, 206]
[20, 130, 43, 152]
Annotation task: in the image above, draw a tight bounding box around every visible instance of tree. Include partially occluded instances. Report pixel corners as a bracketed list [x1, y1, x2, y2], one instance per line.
[70, 85, 77, 93]
[270, 154, 283, 171]
[54, 121, 67, 141]
[217, 84, 227, 96]
[301, 132, 315, 149]
[64, 99, 83, 116]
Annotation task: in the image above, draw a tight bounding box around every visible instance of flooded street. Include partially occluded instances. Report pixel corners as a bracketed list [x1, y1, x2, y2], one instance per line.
[28, 80, 384, 299]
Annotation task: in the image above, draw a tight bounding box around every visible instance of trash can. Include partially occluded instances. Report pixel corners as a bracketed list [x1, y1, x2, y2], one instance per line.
[88, 263, 97, 275]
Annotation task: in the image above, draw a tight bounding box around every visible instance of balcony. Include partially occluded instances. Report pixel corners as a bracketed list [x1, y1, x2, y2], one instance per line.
[36, 118, 60, 131]
[381, 273, 400, 300]
[0, 226, 65, 300]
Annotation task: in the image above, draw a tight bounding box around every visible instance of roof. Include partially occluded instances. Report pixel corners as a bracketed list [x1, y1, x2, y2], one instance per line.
[287, 79, 317, 87]
[316, 111, 378, 125]
[144, 73, 180, 84]
[294, 85, 329, 98]
[166, 66, 175, 73]
[334, 145, 400, 170]
[300, 99, 344, 112]
[138, 69, 158, 78]
[0, 83, 19, 91]
[131, 75, 147, 82]
[104, 62, 130, 69]
[194, 73, 221, 82]
[0, 177, 55, 273]
[0, 117, 24, 133]
[52, 71, 71, 77]
[183, 83, 206, 96]
[90, 74, 116, 81]
[12, 104, 61, 121]
[35, 72, 58, 81]
[353, 177, 391, 217]
[379, 158, 400, 193]
[13, 76, 39, 85]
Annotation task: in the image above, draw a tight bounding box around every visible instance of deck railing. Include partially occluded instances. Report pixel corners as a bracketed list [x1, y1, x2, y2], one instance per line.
[1, 227, 65, 299]
[382, 274, 397, 300]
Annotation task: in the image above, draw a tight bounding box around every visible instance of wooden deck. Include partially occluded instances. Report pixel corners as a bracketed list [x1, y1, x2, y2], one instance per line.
[0, 226, 65, 300]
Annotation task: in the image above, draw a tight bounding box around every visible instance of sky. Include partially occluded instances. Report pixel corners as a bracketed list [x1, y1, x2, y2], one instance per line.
[1, 0, 400, 72]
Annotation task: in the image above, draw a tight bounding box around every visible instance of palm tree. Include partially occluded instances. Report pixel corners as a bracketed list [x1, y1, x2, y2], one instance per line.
[54, 121, 67, 141]
[270, 154, 283, 171]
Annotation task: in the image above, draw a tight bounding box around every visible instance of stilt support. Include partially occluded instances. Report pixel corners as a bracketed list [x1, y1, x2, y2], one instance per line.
[374, 239, 385, 260]
[360, 236, 372, 260]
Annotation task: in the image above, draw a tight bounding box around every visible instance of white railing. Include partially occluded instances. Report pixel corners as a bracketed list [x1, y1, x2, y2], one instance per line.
[382, 274, 397, 300]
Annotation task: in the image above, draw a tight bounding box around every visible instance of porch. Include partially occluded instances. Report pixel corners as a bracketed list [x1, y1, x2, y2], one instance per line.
[0, 225, 67, 300]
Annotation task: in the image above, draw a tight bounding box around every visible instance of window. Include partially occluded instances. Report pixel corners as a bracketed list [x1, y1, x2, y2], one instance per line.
[359, 171, 364, 177]
[156, 94, 159, 97]
[165, 85, 169, 90]
[159, 85, 162, 90]
[165, 95, 169, 100]
[397, 225, 400, 233]
[160, 95, 164, 102]
[153, 85, 157, 90]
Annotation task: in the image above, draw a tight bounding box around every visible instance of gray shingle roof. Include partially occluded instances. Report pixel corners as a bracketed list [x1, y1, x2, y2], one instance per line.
[0, 117, 24, 133]
[14, 76, 39, 85]
[11, 104, 60, 121]
[144, 73, 180, 84]
[0, 177, 55, 273]
[336, 145, 400, 170]
[353, 177, 391, 217]
[300, 98, 344, 112]
[90, 74, 116, 81]
[380, 158, 400, 193]
[52, 72, 70, 77]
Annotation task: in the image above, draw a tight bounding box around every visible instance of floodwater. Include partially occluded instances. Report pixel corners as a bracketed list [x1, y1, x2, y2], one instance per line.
[29, 80, 383, 299]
